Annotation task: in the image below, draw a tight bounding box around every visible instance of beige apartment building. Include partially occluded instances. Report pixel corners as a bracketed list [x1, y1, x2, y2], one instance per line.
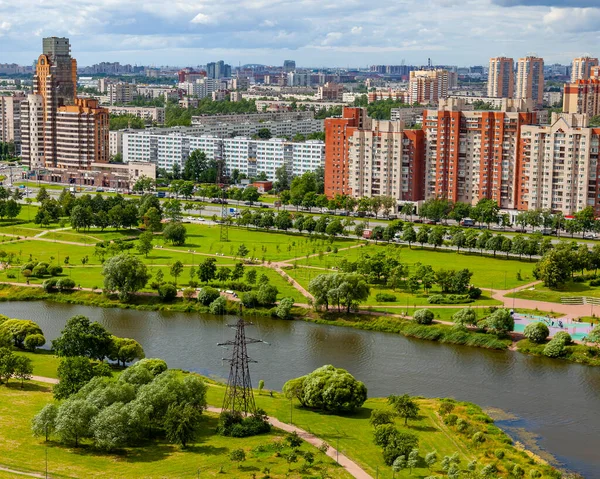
[108, 82, 135, 105]
[487, 57, 514, 98]
[571, 57, 599, 82]
[423, 98, 537, 208]
[106, 106, 165, 125]
[0, 93, 25, 149]
[516, 57, 544, 108]
[518, 113, 600, 214]
[409, 69, 456, 104]
[563, 79, 600, 116]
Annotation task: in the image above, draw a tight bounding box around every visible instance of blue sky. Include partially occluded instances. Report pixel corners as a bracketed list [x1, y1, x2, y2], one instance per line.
[0, 0, 599, 67]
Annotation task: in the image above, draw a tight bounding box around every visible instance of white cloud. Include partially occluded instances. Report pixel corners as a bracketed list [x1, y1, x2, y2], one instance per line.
[190, 13, 214, 25]
[321, 32, 343, 46]
[543, 7, 600, 32]
[350, 26, 363, 35]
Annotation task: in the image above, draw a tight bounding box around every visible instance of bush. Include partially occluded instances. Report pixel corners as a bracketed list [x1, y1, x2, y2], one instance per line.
[275, 297, 294, 320]
[444, 414, 458, 426]
[197, 286, 220, 305]
[494, 449, 505, 459]
[589, 279, 600, 287]
[158, 283, 178, 302]
[428, 294, 473, 305]
[31, 264, 48, 278]
[48, 265, 63, 276]
[523, 322, 549, 344]
[543, 338, 565, 358]
[42, 278, 58, 292]
[369, 409, 395, 427]
[413, 309, 434, 325]
[56, 278, 76, 291]
[553, 331, 572, 345]
[24, 333, 46, 351]
[209, 296, 227, 315]
[439, 401, 455, 416]
[135, 358, 168, 376]
[218, 409, 271, 437]
[182, 288, 195, 301]
[241, 291, 259, 308]
[467, 286, 482, 299]
[375, 293, 397, 302]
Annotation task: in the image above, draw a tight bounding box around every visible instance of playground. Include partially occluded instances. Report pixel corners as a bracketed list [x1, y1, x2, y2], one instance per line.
[512, 312, 595, 342]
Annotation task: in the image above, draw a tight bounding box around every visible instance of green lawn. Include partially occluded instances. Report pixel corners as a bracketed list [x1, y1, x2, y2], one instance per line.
[297, 243, 536, 290]
[509, 281, 600, 305]
[285, 266, 501, 308]
[14, 350, 60, 378]
[0, 383, 348, 479]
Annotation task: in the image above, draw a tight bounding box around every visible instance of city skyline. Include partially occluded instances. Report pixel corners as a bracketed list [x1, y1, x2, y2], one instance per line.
[0, 0, 599, 67]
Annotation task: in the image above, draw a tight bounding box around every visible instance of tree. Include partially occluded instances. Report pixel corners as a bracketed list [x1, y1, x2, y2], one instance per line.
[245, 268, 257, 285]
[54, 399, 99, 447]
[388, 394, 420, 426]
[424, 450, 438, 471]
[163, 222, 187, 246]
[452, 231, 466, 253]
[108, 336, 145, 368]
[13, 356, 33, 388]
[163, 199, 183, 222]
[170, 261, 184, 284]
[198, 258, 217, 283]
[36, 186, 50, 203]
[0, 347, 16, 384]
[257, 284, 279, 306]
[237, 244, 249, 258]
[369, 409, 396, 427]
[164, 403, 202, 448]
[0, 319, 43, 349]
[53, 357, 98, 399]
[143, 207, 163, 232]
[402, 224, 417, 247]
[413, 309, 434, 325]
[231, 262, 244, 281]
[102, 254, 150, 301]
[483, 308, 514, 335]
[524, 322, 549, 344]
[453, 308, 477, 327]
[258, 379, 265, 395]
[137, 231, 154, 257]
[392, 455, 407, 475]
[282, 365, 367, 413]
[407, 448, 419, 474]
[32, 403, 58, 441]
[158, 283, 178, 301]
[535, 248, 572, 289]
[90, 402, 131, 451]
[133, 175, 155, 193]
[276, 297, 295, 320]
[416, 227, 429, 247]
[51, 315, 113, 360]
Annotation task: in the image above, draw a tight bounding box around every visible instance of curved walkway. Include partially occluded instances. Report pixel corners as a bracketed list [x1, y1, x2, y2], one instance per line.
[27, 375, 372, 479]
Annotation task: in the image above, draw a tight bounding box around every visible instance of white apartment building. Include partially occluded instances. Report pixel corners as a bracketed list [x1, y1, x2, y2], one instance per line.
[518, 113, 600, 214]
[0, 93, 25, 151]
[107, 83, 135, 105]
[106, 106, 165, 125]
[179, 78, 223, 99]
[122, 131, 324, 180]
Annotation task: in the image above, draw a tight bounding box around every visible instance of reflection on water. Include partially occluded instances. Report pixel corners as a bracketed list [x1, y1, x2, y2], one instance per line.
[1, 301, 600, 476]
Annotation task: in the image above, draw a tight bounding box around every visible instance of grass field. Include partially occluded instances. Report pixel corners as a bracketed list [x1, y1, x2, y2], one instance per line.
[509, 280, 600, 305]
[286, 266, 502, 308]
[0, 383, 348, 479]
[296, 243, 536, 290]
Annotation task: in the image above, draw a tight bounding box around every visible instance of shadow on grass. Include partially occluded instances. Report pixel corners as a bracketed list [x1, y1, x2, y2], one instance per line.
[5, 381, 51, 393]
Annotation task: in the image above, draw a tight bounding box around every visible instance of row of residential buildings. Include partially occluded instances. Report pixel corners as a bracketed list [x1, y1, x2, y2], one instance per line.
[324, 102, 600, 215]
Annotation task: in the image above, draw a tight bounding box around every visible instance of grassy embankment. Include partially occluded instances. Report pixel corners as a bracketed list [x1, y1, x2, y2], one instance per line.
[0, 355, 558, 479]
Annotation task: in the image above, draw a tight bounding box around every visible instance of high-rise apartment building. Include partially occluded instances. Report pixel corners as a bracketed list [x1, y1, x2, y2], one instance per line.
[20, 37, 109, 169]
[487, 57, 514, 98]
[0, 93, 25, 152]
[283, 60, 296, 72]
[408, 69, 456, 104]
[563, 79, 600, 116]
[423, 98, 537, 207]
[206, 61, 231, 79]
[516, 56, 544, 108]
[518, 113, 600, 214]
[324, 107, 424, 201]
[571, 57, 599, 82]
[108, 82, 135, 105]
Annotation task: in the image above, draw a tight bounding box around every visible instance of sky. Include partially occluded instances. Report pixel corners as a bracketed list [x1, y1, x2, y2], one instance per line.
[0, 0, 599, 68]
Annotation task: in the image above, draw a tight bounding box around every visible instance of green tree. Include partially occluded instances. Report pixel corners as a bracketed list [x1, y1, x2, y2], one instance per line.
[523, 322, 549, 344]
[453, 308, 477, 327]
[90, 402, 131, 451]
[51, 315, 113, 360]
[36, 186, 50, 203]
[237, 244, 249, 258]
[108, 336, 145, 368]
[102, 254, 151, 301]
[13, 356, 33, 388]
[276, 297, 295, 320]
[170, 261, 184, 284]
[483, 308, 514, 335]
[54, 399, 98, 447]
[413, 309, 434, 325]
[407, 448, 419, 474]
[230, 448, 246, 467]
[198, 258, 217, 283]
[163, 222, 187, 246]
[388, 394, 420, 426]
[143, 207, 163, 232]
[425, 450, 438, 471]
[164, 403, 202, 448]
[136, 231, 154, 257]
[0, 347, 15, 384]
[31, 403, 58, 441]
[245, 268, 257, 285]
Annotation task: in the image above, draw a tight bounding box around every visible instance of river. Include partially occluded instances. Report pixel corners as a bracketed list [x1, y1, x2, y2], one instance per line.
[2, 301, 598, 476]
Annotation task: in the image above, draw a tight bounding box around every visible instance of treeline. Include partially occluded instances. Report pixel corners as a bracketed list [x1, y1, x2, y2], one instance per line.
[0, 186, 22, 220]
[535, 241, 600, 288]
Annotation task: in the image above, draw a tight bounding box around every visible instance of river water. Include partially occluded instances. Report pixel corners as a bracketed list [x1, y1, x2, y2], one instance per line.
[2, 301, 598, 476]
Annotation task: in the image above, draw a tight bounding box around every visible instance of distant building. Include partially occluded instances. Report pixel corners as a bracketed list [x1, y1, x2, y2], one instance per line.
[105, 106, 165, 125]
[516, 56, 544, 108]
[409, 69, 456, 104]
[571, 57, 599, 82]
[317, 83, 343, 101]
[0, 93, 26, 153]
[487, 57, 514, 98]
[283, 60, 296, 73]
[206, 61, 231, 79]
[107, 82, 135, 105]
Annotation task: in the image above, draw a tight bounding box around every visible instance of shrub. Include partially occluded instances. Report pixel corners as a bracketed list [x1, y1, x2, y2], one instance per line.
[553, 331, 572, 345]
[31, 264, 48, 278]
[135, 358, 168, 376]
[543, 338, 565, 358]
[218, 409, 271, 437]
[494, 449, 505, 459]
[523, 322, 549, 344]
[456, 418, 469, 433]
[275, 297, 294, 320]
[158, 283, 178, 302]
[42, 278, 58, 292]
[197, 286, 220, 305]
[376, 293, 397, 302]
[56, 278, 76, 291]
[439, 401, 455, 416]
[48, 265, 63, 276]
[472, 431, 486, 444]
[444, 414, 458, 426]
[182, 288, 195, 301]
[21, 262, 36, 272]
[241, 291, 259, 308]
[209, 296, 227, 315]
[413, 309, 434, 325]
[427, 294, 473, 305]
[589, 279, 600, 287]
[467, 286, 482, 299]
[24, 333, 46, 351]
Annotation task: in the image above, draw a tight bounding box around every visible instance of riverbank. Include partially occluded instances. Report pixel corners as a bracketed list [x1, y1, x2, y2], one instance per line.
[0, 354, 559, 479]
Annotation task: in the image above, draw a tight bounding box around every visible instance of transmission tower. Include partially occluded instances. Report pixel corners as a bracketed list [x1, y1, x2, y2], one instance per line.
[218, 319, 264, 415]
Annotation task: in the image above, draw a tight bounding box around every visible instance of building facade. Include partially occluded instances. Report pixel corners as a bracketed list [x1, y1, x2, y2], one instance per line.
[20, 37, 109, 170]
[518, 113, 600, 214]
[563, 79, 600, 117]
[408, 69, 456, 104]
[487, 57, 514, 98]
[106, 106, 166, 125]
[571, 57, 599, 82]
[516, 57, 544, 108]
[0, 93, 25, 152]
[122, 131, 324, 181]
[108, 82, 135, 105]
[423, 98, 537, 208]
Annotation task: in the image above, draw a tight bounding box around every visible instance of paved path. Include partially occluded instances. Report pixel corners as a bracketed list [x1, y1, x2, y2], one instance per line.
[0, 465, 46, 478]
[27, 375, 372, 479]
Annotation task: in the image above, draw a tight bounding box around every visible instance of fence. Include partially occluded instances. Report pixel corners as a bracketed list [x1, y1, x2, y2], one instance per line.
[561, 296, 600, 306]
